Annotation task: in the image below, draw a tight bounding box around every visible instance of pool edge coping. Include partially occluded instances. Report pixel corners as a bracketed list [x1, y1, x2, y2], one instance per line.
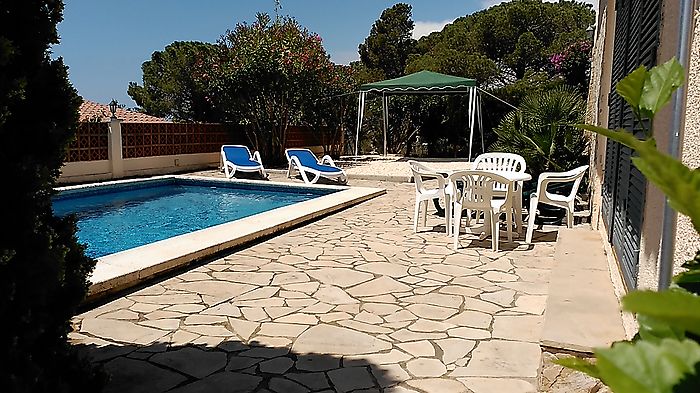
[82, 175, 385, 302]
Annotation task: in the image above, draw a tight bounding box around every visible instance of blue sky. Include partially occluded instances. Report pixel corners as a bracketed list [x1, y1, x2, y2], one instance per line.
[53, 0, 595, 108]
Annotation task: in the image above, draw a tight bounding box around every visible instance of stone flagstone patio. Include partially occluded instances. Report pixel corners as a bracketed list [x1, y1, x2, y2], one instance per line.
[70, 176, 563, 393]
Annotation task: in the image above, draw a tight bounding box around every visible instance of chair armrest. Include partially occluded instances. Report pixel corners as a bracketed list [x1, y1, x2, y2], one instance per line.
[252, 151, 263, 164]
[320, 155, 336, 166]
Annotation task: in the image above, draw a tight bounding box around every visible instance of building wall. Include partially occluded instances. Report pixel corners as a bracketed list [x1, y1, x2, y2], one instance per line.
[675, 6, 700, 268]
[589, 0, 696, 291]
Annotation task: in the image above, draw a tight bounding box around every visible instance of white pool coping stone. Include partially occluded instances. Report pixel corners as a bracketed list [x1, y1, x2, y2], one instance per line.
[58, 175, 386, 301]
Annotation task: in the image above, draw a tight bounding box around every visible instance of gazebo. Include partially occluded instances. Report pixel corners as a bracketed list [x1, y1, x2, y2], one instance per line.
[355, 70, 484, 160]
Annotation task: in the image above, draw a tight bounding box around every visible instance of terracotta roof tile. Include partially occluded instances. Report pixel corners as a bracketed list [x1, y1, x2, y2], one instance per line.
[79, 99, 169, 123]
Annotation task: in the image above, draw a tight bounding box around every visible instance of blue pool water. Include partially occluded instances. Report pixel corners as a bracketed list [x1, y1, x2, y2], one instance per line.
[53, 179, 334, 258]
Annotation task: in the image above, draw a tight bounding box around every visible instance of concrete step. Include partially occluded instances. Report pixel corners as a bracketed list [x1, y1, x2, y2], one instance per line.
[540, 226, 626, 353]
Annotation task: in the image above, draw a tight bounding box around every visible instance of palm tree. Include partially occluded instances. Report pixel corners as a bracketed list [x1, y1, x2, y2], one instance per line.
[490, 86, 589, 179]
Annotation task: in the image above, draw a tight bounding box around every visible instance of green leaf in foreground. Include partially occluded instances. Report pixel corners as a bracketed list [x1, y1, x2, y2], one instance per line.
[595, 339, 700, 393]
[622, 290, 700, 336]
[640, 57, 685, 118]
[615, 65, 647, 112]
[554, 357, 600, 379]
[636, 314, 686, 343]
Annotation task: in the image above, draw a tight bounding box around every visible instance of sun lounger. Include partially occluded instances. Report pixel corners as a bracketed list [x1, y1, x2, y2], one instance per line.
[285, 148, 347, 184]
[221, 145, 267, 179]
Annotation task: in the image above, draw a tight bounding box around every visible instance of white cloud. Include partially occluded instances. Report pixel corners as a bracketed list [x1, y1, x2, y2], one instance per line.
[413, 19, 455, 40]
[481, 0, 598, 15]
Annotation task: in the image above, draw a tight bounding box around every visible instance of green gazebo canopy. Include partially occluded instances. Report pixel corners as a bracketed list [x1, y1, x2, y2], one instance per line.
[359, 70, 477, 93]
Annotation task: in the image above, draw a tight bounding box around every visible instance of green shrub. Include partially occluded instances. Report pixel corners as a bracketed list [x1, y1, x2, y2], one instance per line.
[490, 86, 589, 179]
[0, 1, 102, 391]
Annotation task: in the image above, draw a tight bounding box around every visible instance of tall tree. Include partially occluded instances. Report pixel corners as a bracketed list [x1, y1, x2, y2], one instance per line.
[358, 3, 416, 79]
[0, 1, 102, 391]
[128, 41, 221, 122]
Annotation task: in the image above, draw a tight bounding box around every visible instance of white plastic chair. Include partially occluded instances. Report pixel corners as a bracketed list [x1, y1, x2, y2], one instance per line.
[525, 165, 589, 243]
[408, 160, 453, 235]
[473, 153, 527, 234]
[450, 170, 513, 252]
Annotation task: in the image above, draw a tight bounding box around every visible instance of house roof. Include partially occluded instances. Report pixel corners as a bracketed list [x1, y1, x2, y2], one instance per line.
[79, 100, 168, 123]
[359, 70, 477, 94]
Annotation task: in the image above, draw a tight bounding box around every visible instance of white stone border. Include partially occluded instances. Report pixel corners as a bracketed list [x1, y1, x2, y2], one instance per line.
[57, 175, 385, 301]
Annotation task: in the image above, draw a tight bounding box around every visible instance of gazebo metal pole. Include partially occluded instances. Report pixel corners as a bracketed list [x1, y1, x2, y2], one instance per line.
[355, 92, 366, 156]
[468, 87, 476, 161]
[477, 92, 485, 154]
[382, 93, 389, 156]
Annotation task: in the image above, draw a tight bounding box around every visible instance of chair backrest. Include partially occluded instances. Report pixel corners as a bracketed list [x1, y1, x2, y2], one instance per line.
[473, 153, 526, 191]
[539, 165, 588, 201]
[286, 148, 319, 167]
[449, 170, 511, 210]
[221, 145, 252, 163]
[408, 160, 445, 194]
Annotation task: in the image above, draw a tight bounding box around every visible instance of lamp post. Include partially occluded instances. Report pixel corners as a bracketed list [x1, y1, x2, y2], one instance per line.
[108, 99, 118, 119]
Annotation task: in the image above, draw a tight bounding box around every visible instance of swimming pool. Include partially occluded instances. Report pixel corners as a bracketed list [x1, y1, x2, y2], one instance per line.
[53, 177, 336, 258]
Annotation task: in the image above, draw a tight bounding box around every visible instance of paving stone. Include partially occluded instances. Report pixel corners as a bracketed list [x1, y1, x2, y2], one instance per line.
[166, 304, 206, 314]
[406, 358, 447, 377]
[347, 276, 412, 297]
[241, 306, 269, 322]
[435, 338, 476, 364]
[362, 303, 402, 316]
[102, 357, 186, 393]
[143, 310, 187, 320]
[236, 287, 279, 301]
[293, 325, 391, 355]
[397, 340, 435, 357]
[406, 304, 458, 320]
[480, 289, 516, 307]
[356, 262, 409, 277]
[334, 303, 360, 314]
[211, 271, 274, 285]
[408, 319, 455, 332]
[228, 318, 259, 341]
[354, 311, 384, 324]
[301, 302, 334, 314]
[168, 282, 256, 303]
[257, 322, 308, 338]
[462, 340, 541, 378]
[458, 377, 537, 393]
[492, 315, 544, 342]
[275, 313, 318, 325]
[390, 329, 448, 342]
[482, 271, 519, 282]
[281, 281, 319, 294]
[183, 324, 234, 337]
[226, 356, 263, 371]
[344, 349, 412, 366]
[308, 268, 374, 287]
[328, 367, 375, 393]
[445, 310, 493, 329]
[319, 311, 352, 323]
[169, 372, 262, 393]
[259, 357, 294, 374]
[184, 315, 227, 325]
[513, 295, 547, 315]
[100, 309, 140, 320]
[371, 363, 410, 388]
[151, 347, 227, 378]
[201, 303, 241, 317]
[249, 335, 292, 348]
[406, 378, 469, 392]
[384, 309, 418, 322]
[239, 347, 290, 358]
[447, 327, 491, 340]
[130, 303, 165, 313]
[295, 354, 340, 371]
[314, 285, 358, 305]
[81, 318, 169, 345]
[268, 377, 310, 393]
[169, 330, 199, 346]
[338, 320, 393, 334]
[439, 285, 482, 298]
[287, 372, 331, 390]
[264, 306, 301, 319]
[402, 293, 463, 309]
[139, 319, 180, 330]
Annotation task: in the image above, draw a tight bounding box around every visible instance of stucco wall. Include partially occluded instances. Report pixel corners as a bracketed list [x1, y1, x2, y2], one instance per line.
[674, 8, 700, 268]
